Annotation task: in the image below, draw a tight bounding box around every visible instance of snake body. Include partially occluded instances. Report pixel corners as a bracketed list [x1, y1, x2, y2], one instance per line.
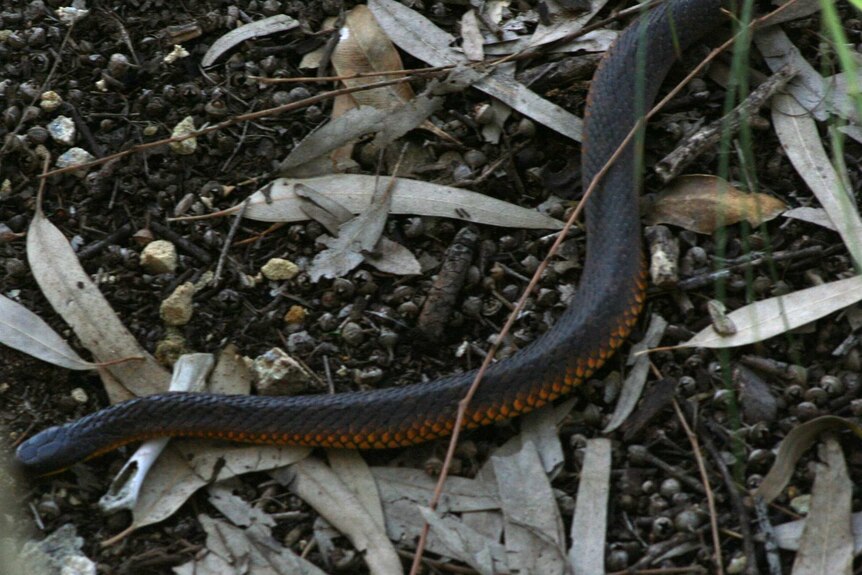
[16, 0, 724, 476]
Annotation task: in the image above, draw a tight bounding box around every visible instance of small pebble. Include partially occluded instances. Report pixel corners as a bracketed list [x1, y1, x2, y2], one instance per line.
[169, 115, 197, 155]
[789, 494, 810, 515]
[261, 258, 299, 281]
[160, 282, 195, 326]
[39, 90, 63, 112]
[284, 305, 306, 325]
[47, 115, 76, 145]
[70, 388, 89, 404]
[287, 331, 316, 355]
[55, 147, 95, 171]
[140, 240, 177, 274]
[252, 348, 316, 395]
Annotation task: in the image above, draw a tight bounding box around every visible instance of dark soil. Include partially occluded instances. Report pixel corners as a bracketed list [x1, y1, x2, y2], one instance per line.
[2, 0, 861, 573]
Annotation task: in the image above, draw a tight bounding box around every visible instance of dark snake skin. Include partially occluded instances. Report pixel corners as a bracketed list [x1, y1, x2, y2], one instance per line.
[17, 0, 724, 476]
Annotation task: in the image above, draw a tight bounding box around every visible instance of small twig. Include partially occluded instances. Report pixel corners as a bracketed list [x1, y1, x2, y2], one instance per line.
[701, 431, 759, 575]
[212, 197, 249, 285]
[628, 444, 706, 494]
[253, 64, 449, 83]
[656, 65, 796, 182]
[675, 245, 832, 291]
[77, 222, 134, 260]
[673, 400, 725, 575]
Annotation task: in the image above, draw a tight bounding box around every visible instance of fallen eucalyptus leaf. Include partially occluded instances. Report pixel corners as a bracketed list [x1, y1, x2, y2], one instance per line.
[331, 4, 415, 109]
[174, 514, 328, 575]
[0, 294, 95, 370]
[771, 93, 862, 269]
[783, 206, 837, 232]
[368, 0, 583, 142]
[755, 416, 862, 504]
[568, 438, 612, 575]
[273, 458, 402, 575]
[682, 275, 862, 349]
[774, 511, 862, 556]
[492, 441, 567, 574]
[178, 175, 564, 230]
[202, 14, 300, 67]
[790, 436, 853, 575]
[645, 175, 786, 234]
[28, 208, 170, 401]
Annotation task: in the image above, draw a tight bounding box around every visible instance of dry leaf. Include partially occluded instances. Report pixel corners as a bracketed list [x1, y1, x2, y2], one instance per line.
[418, 506, 508, 575]
[125, 443, 311, 535]
[298, 183, 421, 279]
[178, 175, 564, 230]
[645, 175, 786, 234]
[27, 209, 170, 401]
[755, 416, 862, 504]
[367, 0, 583, 142]
[783, 206, 837, 231]
[207, 479, 277, 529]
[332, 4, 415, 110]
[327, 450, 387, 531]
[273, 458, 402, 575]
[754, 26, 828, 121]
[174, 515, 328, 575]
[460, 9, 484, 62]
[202, 14, 299, 67]
[277, 96, 444, 177]
[492, 441, 567, 574]
[604, 314, 668, 433]
[0, 294, 95, 370]
[682, 275, 862, 349]
[771, 93, 862, 268]
[791, 436, 853, 575]
[774, 512, 862, 556]
[568, 438, 612, 575]
[110, 350, 308, 535]
[277, 106, 389, 174]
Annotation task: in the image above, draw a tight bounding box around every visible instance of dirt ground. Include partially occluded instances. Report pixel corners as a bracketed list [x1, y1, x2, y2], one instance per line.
[1, 0, 861, 573]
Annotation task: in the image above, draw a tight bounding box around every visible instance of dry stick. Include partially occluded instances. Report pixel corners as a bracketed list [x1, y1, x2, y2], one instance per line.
[673, 399, 724, 575]
[701, 428, 759, 575]
[212, 197, 250, 285]
[655, 64, 796, 182]
[408, 2, 805, 571]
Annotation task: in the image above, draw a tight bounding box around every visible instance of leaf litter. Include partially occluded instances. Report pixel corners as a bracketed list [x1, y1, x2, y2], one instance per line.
[10, 2, 862, 572]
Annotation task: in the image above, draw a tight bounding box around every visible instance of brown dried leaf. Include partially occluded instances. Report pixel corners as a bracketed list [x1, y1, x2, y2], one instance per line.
[27, 209, 170, 401]
[645, 175, 786, 234]
[0, 294, 95, 370]
[332, 4, 414, 110]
